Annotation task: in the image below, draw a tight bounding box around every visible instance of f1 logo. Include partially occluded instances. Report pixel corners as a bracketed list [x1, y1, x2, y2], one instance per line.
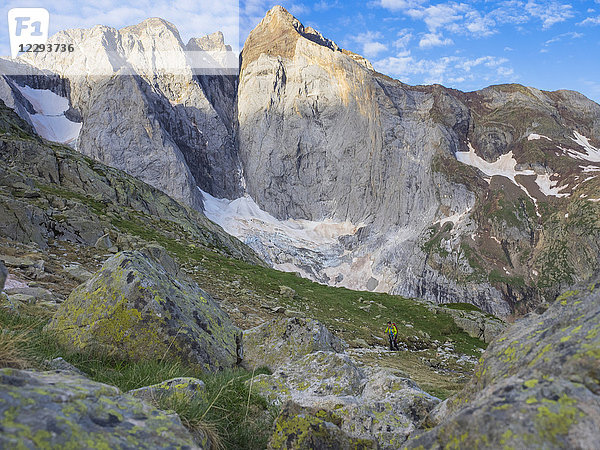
[8, 8, 49, 58]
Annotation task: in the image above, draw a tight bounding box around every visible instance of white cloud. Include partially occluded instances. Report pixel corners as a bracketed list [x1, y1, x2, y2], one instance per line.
[394, 28, 413, 50]
[314, 1, 341, 11]
[579, 16, 600, 26]
[544, 31, 583, 45]
[377, 0, 578, 44]
[524, 1, 574, 29]
[378, 0, 427, 11]
[464, 10, 496, 36]
[350, 31, 389, 57]
[407, 3, 469, 32]
[374, 54, 514, 86]
[419, 32, 453, 48]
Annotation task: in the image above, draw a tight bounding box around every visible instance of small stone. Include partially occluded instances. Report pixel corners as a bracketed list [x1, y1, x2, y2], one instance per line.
[63, 264, 94, 283]
[128, 377, 206, 405]
[0, 261, 7, 291]
[353, 338, 368, 347]
[7, 293, 36, 304]
[46, 357, 86, 376]
[279, 285, 297, 299]
[94, 234, 112, 250]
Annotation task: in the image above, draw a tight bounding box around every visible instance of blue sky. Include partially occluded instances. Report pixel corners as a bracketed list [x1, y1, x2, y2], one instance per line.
[1, 1, 599, 102]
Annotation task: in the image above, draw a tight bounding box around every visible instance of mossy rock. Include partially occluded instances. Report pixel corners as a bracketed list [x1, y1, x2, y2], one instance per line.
[47, 251, 241, 371]
[268, 401, 377, 450]
[0, 368, 198, 449]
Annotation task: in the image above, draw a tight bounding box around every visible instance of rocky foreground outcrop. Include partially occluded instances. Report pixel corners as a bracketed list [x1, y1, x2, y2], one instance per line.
[245, 317, 439, 448]
[0, 368, 199, 449]
[404, 277, 600, 448]
[48, 249, 241, 371]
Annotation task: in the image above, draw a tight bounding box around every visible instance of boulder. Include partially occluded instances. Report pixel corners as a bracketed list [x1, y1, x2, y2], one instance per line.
[63, 263, 94, 283]
[128, 377, 206, 405]
[439, 307, 507, 343]
[406, 278, 600, 448]
[252, 351, 439, 448]
[4, 287, 55, 302]
[268, 401, 377, 450]
[0, 368, 198, 449]
[243, 317, 347, 370]
[253, 351, 367, 402]
[94, 234, 113, 250]
[47, 251, 241, 371]
[0, 260, 7, 291]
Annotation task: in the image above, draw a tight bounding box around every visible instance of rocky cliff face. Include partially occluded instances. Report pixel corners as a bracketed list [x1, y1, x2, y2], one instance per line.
[234, 6, 600, 317]
[1, 6, 599, 318]
[1, 20, 242, 210]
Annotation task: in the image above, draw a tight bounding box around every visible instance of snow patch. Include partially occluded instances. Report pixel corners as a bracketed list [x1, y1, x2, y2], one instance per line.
[455, 143, 535, 184]
[200, 189, 360, 249]
[456, 142, 570, 201]
[535, 174, 570, 198]
[528, 133, 551, 141]
[560, 131, 600, 163]
[14, 85, 81, 146]
[581, 165, 600, 173]
[435, 209, 470, 227]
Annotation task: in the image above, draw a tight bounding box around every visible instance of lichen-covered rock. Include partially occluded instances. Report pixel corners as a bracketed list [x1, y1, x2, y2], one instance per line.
[47, 251, 241, 371]
[268, 401, 377, 450]
[252, 352, 439, 449]
[243, 317, 347, 370]
[253, 351, 366, 402]
[341, 369, 439, 447]
[128, 377, 206, 405]
[405, 278, 600, 448]
[0, 368, 198, 449]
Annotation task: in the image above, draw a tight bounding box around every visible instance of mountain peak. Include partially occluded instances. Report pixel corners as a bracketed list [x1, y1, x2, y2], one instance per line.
[187, 31, 232, 52]
[121, 17, 180, 37]
[119, 18, 184, 49]
[241, 5, 372, 71]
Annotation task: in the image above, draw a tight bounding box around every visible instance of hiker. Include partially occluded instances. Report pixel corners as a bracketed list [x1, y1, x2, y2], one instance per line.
[385, 321, 400, 351]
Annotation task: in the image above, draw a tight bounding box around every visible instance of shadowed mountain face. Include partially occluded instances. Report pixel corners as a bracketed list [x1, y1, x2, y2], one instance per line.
[2, 6, 600, 317]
